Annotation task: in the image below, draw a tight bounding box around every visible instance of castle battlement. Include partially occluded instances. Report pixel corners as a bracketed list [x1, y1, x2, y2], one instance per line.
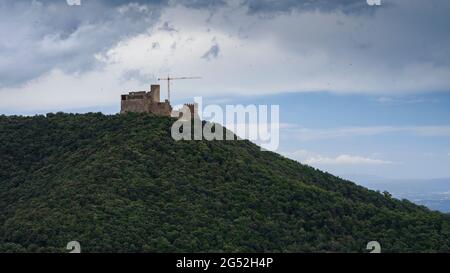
[180, 103, 199, 120]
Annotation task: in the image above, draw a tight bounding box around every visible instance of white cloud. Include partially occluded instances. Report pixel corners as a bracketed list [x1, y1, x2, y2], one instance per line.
[375, 96, 438, 106]
[282, 150, 397, 166]
[285, 149, 313, 159]
[304, 154, 395, 165]
[284, 125, 450, 141]
[0, 68, 138, 112]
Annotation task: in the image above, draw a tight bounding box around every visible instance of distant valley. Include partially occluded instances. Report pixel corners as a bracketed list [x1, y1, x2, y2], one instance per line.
[344, 175, 450, 213]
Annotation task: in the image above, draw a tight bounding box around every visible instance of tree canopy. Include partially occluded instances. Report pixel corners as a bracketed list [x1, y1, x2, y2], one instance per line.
[0, 113, 449, 253]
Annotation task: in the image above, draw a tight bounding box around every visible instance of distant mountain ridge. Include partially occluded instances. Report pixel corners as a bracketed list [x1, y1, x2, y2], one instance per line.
[0, 113, 449, 252]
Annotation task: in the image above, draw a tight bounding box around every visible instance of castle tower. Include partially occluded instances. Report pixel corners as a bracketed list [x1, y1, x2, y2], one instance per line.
[150, 85, 160, 102]
[179, 103, 199, 120]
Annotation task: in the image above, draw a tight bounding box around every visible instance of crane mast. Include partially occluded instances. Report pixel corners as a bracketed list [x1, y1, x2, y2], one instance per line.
[157, 75, 201, 103]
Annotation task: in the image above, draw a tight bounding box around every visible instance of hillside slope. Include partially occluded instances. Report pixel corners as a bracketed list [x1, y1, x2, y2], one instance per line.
[0, 113, 449, 252]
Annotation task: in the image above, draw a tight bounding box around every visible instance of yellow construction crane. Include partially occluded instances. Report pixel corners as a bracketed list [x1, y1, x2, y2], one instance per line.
[157, 75, 201, 103]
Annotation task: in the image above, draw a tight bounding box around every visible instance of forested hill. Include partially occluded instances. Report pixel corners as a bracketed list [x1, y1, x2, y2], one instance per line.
[0, 113, 449, 253]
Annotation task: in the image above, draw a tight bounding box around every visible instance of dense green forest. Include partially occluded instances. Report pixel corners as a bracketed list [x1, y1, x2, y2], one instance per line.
[0, 113, 449, 253]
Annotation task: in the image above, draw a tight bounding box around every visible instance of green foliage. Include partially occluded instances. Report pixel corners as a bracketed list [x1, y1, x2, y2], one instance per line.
[0, 112, 449, 253]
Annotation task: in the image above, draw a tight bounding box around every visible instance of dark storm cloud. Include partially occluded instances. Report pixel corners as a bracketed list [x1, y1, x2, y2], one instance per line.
[159, 21, 178, 32]
[202, 42, 220, 60]
[0, 0, 372, 88]
[241, 0, 370, 15]
[0, 0, 160, 87]
[120, 69, 156, 84]
[1, 0, 450, 94]
[0, 0, 226, 88]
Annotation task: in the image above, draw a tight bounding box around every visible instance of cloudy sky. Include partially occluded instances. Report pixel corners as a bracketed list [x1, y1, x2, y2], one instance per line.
[1, 0, 450, 180]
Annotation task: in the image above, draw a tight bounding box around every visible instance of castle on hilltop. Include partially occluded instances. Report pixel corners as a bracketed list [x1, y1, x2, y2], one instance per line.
[120, 84, 197, 119]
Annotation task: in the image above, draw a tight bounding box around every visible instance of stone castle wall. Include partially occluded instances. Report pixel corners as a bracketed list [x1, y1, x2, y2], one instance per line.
[120, 84, 197, 119]
[120, 85, 172, 116]
[120, 98, 147, 114]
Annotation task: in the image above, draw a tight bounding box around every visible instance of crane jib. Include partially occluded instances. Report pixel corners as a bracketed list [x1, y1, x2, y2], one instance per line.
[157, 76, 201, 103]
